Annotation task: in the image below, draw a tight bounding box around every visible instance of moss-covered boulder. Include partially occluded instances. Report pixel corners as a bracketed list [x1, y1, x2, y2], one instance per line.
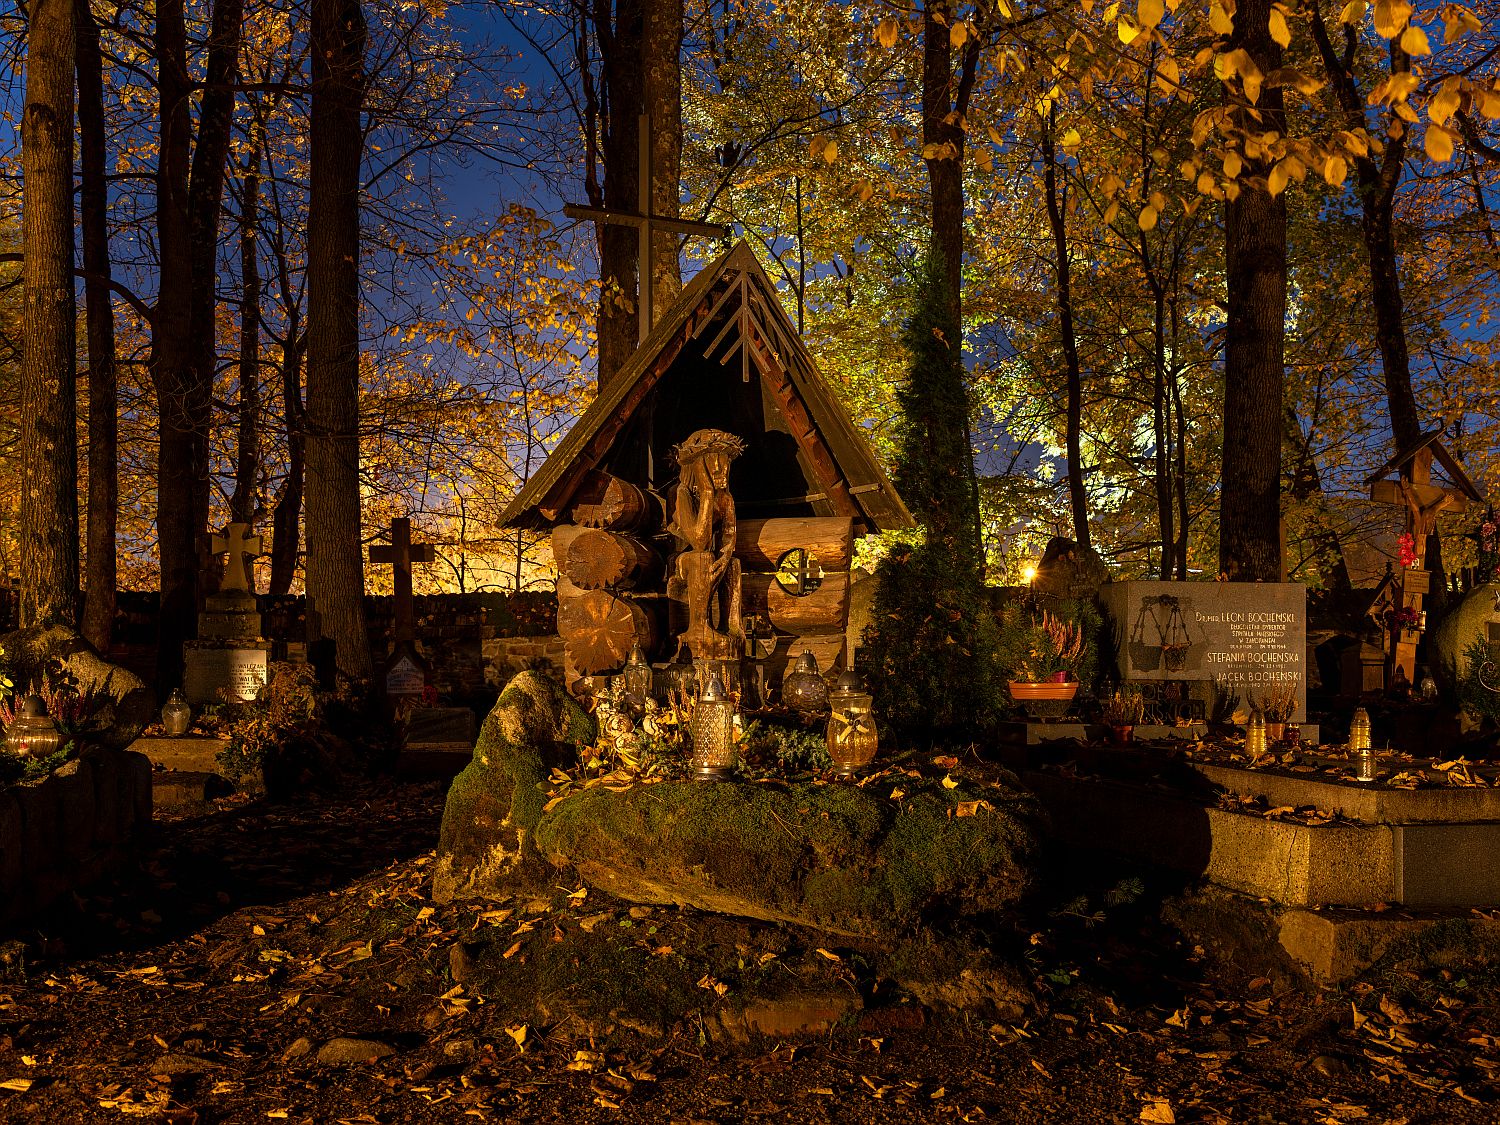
[0, 624, 155, 750]
[1431, 582, 1500, 694]
[532, 775, 1042, 937]
[432, 671, 593, 902]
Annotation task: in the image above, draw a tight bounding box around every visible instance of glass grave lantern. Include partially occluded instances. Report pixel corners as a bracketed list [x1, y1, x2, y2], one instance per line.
[691, 670, 738, 781]
[1349, 706, 1376, 782]
[782, 650, 829, 715]
[6, 695, 64, 759]
[1245, 709, 1267, 758]
[620, 643, 653, 713]
[826, 670, 878, 778]
[161, 688, 192, 737]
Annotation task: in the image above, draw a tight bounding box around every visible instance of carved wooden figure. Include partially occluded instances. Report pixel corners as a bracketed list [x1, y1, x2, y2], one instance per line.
[667, 429, 747, 662]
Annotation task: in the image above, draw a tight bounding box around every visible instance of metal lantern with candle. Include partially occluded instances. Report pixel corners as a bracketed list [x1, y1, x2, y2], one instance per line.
[826, 670, 877, 777]
[6, 695, 64, 759]
[782, 650, 829, 715]
[691, 670, 738, 780]
[1245, 709, 1267, 758]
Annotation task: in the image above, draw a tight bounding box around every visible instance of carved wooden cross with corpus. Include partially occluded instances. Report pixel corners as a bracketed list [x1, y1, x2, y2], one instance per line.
[210, 522, 263, 594]
[368, 517, 435, 646]
[564, 114, 730, 343]
[1366, 432, 1484, 684]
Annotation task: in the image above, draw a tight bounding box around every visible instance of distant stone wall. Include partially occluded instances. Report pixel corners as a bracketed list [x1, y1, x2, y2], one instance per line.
[109, 590, 562, 702]
[1, 748, 153, 923]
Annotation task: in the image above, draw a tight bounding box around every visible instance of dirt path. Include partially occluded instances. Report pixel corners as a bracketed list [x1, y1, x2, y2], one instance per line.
[0, 782, 1493, 1123]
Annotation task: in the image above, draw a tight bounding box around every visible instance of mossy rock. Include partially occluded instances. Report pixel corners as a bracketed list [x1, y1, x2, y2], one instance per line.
[0, 624, 155, 750]
[532, 775, 1042, 937]
[1430, 582, 1500, 694]
[432, 671, 593, 903]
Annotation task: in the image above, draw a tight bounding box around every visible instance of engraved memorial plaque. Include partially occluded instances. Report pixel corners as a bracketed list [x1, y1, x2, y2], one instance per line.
[1103, 581, 1307, 722]
[183, 645, 270, 705]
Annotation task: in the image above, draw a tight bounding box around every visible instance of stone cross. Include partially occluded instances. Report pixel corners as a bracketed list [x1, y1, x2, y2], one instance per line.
[210, 522, 264, 594]
[368, 517, 435, 646]
[563, 114, 729, 343]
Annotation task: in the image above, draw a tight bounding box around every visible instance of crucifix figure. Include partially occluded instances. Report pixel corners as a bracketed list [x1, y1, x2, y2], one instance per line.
[1366, 433, 1484, 684]
[210, 522, 264, 595]
[564, 114, 730, 343]
[368, 517, 436, 647]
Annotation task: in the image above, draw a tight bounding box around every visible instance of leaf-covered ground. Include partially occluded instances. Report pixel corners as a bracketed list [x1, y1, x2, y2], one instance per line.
[0, 780, 1495, 1123]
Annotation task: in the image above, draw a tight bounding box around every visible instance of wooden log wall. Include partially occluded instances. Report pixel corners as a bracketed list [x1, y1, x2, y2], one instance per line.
[735, 516, 854, 680]
[552, 472, 667, 675]
[553, 492, 859, 681]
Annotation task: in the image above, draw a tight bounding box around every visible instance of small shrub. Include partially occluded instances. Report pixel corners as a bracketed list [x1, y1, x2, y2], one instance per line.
[740, 717, 831, 775]
[217, 663, 322, 784]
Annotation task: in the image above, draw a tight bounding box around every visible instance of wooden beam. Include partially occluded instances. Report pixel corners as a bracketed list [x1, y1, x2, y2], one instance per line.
[562, 204, 729, 240]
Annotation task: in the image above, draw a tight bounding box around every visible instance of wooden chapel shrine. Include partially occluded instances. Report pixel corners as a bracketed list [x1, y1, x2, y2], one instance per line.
[499, 240, 914, 690]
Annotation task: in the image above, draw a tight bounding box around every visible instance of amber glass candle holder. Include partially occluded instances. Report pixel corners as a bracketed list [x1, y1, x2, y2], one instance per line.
[826, 671, 877, 778]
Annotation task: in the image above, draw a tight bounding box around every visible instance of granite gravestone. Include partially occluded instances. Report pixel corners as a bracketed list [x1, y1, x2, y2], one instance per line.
[1102, 581, 1309, 724]
[184, 523, 270, 704]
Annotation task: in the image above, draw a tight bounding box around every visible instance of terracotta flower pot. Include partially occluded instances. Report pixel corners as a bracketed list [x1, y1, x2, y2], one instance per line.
[1009, 680, 1079, 721]
[1108, 724, 1134, 746]
[1266, 722, 1285, 741]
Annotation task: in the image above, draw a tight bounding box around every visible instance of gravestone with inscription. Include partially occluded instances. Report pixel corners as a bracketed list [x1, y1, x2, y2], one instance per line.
[1102, 581, 1314, 734]
[184, 522, 271, 704]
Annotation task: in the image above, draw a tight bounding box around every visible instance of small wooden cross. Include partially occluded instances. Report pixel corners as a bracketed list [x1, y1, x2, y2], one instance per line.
[368, 517, 436, 645]
[210, 522, 264, 594]
[563, 114, 730, 343]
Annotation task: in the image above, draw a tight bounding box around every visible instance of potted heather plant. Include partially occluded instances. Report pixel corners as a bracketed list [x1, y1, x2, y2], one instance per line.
[1100, 688, 1146, 745]
[997, 604, 1091, 719]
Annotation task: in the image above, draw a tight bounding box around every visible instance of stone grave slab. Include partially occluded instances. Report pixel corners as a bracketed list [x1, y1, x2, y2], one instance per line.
[1026, 763, 1500, 910]
[183, 642, 270, 705]
[130, 735, 230, 774]
[1102, 580, 1308, 723]
[398, 707, 477, 779]
[1189, 760, 1500, 823]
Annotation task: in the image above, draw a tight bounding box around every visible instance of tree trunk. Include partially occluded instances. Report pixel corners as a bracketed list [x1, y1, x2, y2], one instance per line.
[305, 0, 371, 681]
[642, 0, 682, 322]
[1041, 106, 1089, 550]
[1151, 285, 1174, 580]
[232, 132, 263, 526]
[1218, 0, 1286, 583]
[19, 0, 78, 628]
[76, 0, 115, 650]
[922, 2, 964, 322]
[152, 0, 244, 684]
[269, 332, 304, 595]
[920, 2, 984, 560]
[594, 0, 643, 389]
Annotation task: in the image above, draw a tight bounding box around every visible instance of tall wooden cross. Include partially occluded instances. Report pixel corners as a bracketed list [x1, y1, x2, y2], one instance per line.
[1366, 432, 1484, 683]
[368, 517, 435, 646]
[210, 522, 264, 594]
[564, 114, 730, 343]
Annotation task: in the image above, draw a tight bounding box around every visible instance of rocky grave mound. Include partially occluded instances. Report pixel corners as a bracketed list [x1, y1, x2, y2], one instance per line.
[434, 671, 1045, 1020]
